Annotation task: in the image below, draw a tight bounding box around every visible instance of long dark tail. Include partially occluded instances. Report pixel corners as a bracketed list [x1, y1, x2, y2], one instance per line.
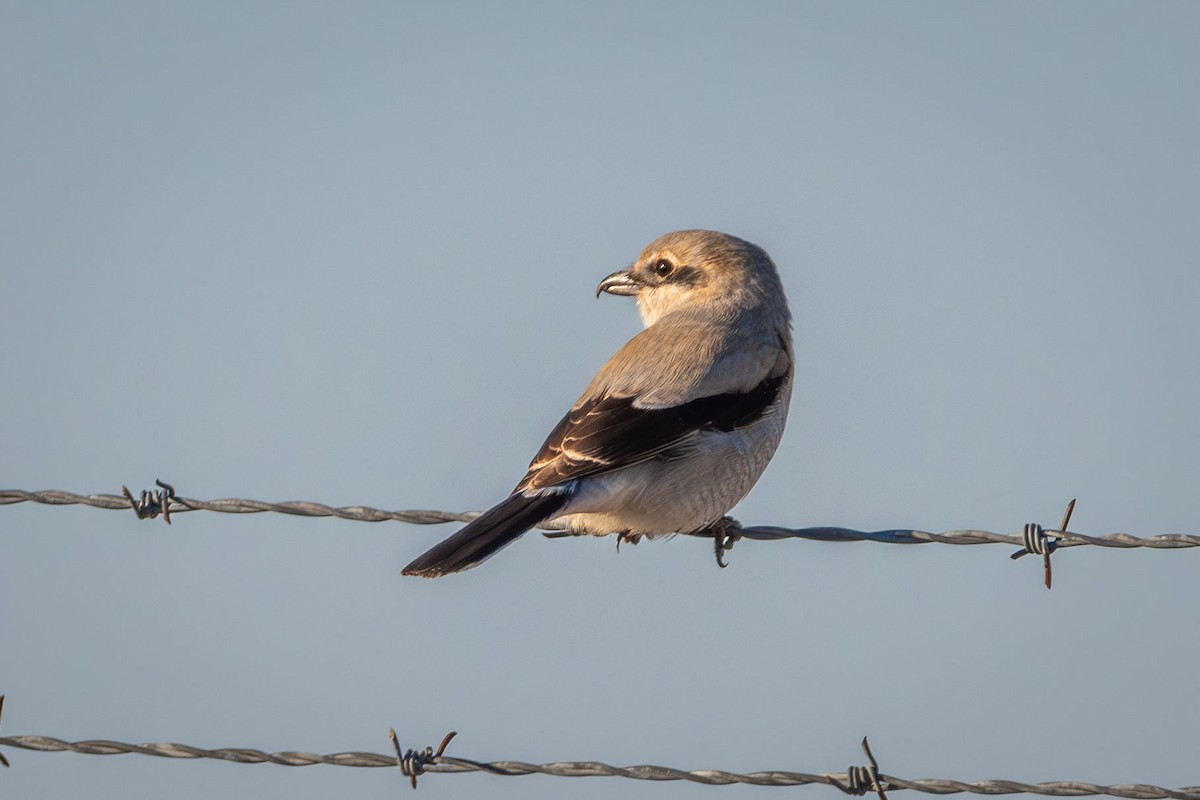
[401, 492, 568, 578]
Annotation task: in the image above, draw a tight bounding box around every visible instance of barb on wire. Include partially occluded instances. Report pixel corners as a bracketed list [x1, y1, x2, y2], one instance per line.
[1010, 499, 1076, 589]
[0, 696, 9, 768]
[831, 738, 888, 800]
[2, 487, 1199, 555]
[1, 730, 1198, 798]
[0, 487, 479, 525]
[121, 480, 176, 524]
[389, 729, 456, 789]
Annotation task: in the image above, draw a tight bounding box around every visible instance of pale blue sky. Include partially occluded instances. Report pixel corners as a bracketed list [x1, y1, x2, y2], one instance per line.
[2, 2, 1198, 799]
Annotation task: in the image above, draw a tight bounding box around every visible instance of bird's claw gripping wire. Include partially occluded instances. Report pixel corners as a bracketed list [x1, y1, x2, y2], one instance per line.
[709, 516, 743, 568]
[120, 479, 176, 524]
[389, 729, 456, 790]
[1010, 499, 1076, 589]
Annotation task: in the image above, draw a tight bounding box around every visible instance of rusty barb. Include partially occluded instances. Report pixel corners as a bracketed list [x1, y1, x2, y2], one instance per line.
[389, 729, 456, 790]
[1010, 499, 1077, 590]
[831, 737, 889, 800]
[120, 479, 177, 524]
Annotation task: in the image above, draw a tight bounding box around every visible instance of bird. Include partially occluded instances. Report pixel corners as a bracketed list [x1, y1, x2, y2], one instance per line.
[402, 229, 793, 577]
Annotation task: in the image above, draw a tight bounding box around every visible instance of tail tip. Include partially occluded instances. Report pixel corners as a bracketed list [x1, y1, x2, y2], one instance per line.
[401, 559, 450, 578]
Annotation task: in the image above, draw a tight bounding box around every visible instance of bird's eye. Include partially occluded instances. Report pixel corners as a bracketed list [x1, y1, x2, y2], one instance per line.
[653, 259, 675, 277]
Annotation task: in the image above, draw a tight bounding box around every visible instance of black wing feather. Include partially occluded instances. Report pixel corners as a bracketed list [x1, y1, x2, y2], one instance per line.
[518, 373, 786, 492]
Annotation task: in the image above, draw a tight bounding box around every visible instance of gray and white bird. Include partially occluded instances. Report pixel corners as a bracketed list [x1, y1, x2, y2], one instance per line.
[403, 230, 793, 577]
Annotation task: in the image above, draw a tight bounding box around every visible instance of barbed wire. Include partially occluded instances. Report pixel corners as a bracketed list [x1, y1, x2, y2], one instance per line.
[3, 487, 1199, 554]
[0, 730, 1196, 797]
[0, 488, 479, 525]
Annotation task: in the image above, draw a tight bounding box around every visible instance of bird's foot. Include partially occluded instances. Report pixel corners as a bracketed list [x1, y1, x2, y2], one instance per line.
[615, 531, 643, 553]
[708, 516, 744, 569]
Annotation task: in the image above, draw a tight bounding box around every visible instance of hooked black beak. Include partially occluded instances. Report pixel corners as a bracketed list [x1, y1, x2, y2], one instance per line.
[596, 268, 641, 298]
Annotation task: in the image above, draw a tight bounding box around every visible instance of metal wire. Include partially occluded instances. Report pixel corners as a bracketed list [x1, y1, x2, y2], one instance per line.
[0, 489, 479, 525]
[0, 734, 1197, 797]
[3, 488, 1199, 552]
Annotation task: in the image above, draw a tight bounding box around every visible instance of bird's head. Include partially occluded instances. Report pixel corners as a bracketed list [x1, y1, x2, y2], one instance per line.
[596, 230, 788, 327]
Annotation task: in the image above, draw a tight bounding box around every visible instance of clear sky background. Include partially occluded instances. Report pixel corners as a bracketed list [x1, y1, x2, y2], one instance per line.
[2, 2, 1198, 799]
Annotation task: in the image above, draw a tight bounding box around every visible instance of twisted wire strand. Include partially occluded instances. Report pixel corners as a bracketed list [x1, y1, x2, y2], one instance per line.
[0, 736, 1197, 797]
[3, 489, 1198, 551]
[0, 489, 479, 525]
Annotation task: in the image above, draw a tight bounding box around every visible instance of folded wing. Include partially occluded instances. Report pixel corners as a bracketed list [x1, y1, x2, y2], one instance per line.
[518, 373, 787, 493]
